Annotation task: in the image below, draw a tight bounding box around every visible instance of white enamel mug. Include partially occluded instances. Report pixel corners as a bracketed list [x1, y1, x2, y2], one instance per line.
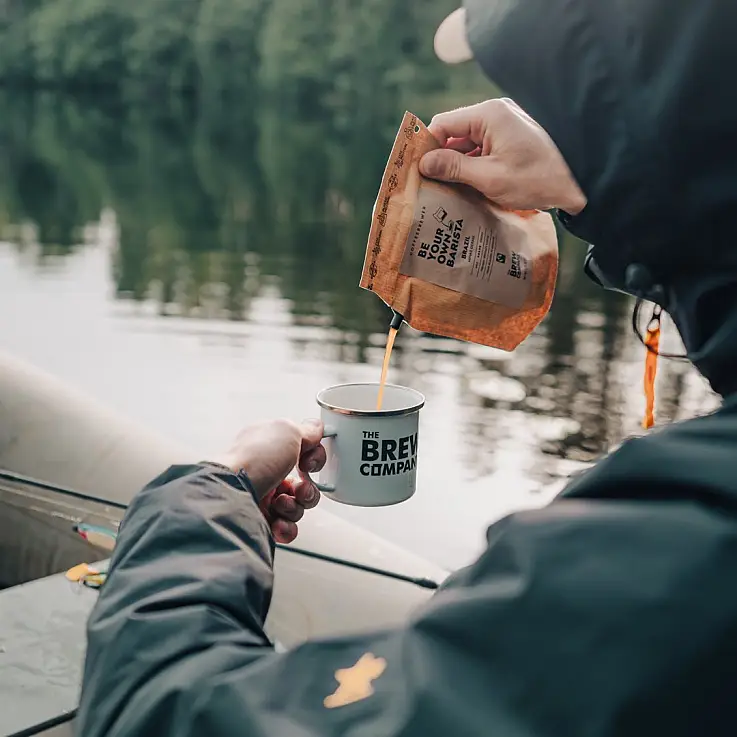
[311, 383, 425, 507]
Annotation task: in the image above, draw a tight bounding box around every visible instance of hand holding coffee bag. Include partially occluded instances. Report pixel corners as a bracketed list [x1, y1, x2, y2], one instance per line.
[361, 112, 558, 350]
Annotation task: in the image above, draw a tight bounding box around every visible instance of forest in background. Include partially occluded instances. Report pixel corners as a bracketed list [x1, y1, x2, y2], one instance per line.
[0, 0, 494, 115]
[0, 0, 507, 338]
[0, 91, 597, 351]
[0, 91, 651, 463]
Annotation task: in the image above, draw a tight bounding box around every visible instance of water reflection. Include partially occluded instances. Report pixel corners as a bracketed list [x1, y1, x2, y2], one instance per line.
[0, 91, 720, 568]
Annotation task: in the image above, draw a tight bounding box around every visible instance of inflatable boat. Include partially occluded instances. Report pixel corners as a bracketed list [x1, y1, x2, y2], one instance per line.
[0, 351, 446, 736]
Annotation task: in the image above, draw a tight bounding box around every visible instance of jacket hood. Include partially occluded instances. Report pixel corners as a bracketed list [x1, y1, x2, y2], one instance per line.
[463, 0, 737, 395]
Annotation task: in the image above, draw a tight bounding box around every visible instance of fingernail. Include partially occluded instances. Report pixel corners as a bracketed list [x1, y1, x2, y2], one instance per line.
[308, 459, 321, 473]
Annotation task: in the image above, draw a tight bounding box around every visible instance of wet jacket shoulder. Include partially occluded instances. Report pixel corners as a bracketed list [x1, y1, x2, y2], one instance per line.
[464, 0, 737, 285]
[76, 398, 737, 737]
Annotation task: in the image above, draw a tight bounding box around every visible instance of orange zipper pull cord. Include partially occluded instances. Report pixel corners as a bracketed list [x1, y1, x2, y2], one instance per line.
[642, 304, 662, 429]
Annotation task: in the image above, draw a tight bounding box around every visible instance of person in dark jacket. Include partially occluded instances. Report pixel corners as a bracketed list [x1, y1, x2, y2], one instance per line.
[76, 1, 737, 736]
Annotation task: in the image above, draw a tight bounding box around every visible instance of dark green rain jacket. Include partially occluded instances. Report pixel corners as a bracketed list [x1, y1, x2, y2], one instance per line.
[76, 0, 737, 735]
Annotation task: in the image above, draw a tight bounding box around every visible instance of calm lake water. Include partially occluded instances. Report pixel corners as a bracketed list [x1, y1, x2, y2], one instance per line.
[0, 92, 719, 570]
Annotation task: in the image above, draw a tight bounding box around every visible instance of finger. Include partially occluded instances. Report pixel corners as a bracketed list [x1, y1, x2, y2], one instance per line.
[503, 97, 535, 124]
[420, 149, 501, 191]
[444, 136, 478, 154]
[259, 477, 298, 522]
[298, 418, 324, 452]
[272, 475, 320, 510]
[292, 476, 321, 509]
[272, 477, 297, 497]
[272, 518, 298, 544]
[258, 487, 277, 520]
[271, 492, 305, 523]
[427, 103, 487, 146]
[298, 444, 327, 474]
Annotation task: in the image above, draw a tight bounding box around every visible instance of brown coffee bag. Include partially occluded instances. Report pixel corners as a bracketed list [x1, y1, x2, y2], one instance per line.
[360, 112, 559, 351]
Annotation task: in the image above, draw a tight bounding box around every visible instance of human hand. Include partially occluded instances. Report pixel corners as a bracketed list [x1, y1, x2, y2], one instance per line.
[419, 98, 587, 216]
[211, 419, 326, 544]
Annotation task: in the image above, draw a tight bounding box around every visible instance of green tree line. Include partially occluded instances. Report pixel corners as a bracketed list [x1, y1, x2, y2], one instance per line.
[0, 91, 599, 347]
[0, 0, 490, 110]
[0, 91, 408, 339]
[7, 93, 695, 452]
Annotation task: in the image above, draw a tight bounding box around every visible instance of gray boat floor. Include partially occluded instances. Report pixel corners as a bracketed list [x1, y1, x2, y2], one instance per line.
[0, 570, 99, 736]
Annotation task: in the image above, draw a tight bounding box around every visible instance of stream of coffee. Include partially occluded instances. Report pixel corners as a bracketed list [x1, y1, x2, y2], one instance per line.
[376, 326, 398, 411]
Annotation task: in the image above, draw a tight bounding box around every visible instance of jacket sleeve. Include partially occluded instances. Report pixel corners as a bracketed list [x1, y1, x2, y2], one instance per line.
[76, 453, 737, 737]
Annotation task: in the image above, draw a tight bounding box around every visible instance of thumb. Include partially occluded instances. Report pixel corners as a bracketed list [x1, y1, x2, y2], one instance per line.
[298, 418, 324, 451]
[420, 149, 492, 189]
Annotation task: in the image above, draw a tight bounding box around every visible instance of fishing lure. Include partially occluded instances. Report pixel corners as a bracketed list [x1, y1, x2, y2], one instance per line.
[65, 559, 110, 588]
[74, 522, 118, 552]
[65, 523, 118, 589]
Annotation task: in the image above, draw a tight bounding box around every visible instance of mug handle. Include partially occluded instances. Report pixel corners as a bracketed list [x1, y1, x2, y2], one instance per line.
[308, 425, 337, 493]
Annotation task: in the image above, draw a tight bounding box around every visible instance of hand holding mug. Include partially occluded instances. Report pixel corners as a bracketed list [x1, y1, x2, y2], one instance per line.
[212, 381, 425, 530]
[211, 418, 326, 543]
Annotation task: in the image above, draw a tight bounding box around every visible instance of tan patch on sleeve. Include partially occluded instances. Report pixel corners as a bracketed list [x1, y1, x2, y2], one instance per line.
[324, 653, 387, 709]
[65, 563, 94, 582]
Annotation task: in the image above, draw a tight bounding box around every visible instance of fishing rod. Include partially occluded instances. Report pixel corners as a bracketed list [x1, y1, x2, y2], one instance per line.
[0, 468, 440, 590]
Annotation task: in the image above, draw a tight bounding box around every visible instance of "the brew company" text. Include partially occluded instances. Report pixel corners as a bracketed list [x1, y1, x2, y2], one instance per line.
[360, 431, 418, 476]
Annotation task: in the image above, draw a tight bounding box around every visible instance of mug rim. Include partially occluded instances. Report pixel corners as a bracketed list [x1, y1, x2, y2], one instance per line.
[316, 382, 425, 418]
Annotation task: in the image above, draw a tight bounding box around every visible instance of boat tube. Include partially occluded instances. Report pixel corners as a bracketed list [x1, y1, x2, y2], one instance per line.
[0, 351, 447, 736]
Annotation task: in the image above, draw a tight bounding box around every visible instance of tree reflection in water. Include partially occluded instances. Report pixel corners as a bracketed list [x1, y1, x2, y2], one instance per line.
[0, 91, 719, 492]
